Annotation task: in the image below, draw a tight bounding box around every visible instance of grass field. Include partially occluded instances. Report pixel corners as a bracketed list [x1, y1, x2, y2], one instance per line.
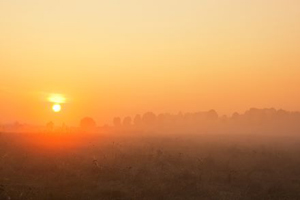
[1, 129, 300, 200]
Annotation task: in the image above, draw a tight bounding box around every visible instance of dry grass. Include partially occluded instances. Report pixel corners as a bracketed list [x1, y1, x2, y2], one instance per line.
[0, 131, 300, 200]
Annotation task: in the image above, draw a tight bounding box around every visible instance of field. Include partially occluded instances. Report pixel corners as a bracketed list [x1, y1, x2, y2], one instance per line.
[1, 129, 300, 200]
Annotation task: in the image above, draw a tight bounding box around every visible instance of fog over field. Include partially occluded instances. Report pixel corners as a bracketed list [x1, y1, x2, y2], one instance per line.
[1, 0, 300, 199]
[1, 108, 300, 200]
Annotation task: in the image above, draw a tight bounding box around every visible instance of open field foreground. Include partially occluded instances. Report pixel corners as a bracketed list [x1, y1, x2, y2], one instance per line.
[1, 130, 300, 200]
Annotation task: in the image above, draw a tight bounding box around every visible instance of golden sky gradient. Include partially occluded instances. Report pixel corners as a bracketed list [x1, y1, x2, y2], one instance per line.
[1, 0, 300, 125]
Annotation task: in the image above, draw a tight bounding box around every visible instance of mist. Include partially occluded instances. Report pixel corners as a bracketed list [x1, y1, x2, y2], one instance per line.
[1, 108, 300, 199]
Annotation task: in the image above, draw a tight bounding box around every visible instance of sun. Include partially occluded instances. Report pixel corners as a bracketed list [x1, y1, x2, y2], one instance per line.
[52, 104, 61, 113]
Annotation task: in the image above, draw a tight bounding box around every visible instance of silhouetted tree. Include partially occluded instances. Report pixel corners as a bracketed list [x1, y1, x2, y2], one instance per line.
[232, 112, 240, 120]
[113, 117, 121, 127]
[277, 109, 289, 118]
[46, 121, 54, 132]
[245, 108, 261, 120]
[142, 112, 156, 124]
[244, 108, 275, 123]
[14, 121, 21, 130]
[61, 123, 68, 133]
[157, 114, 166, 124]
[123, 116, 132, 126]
[206, 109, 218, 120]
[80, 117, 96, 130]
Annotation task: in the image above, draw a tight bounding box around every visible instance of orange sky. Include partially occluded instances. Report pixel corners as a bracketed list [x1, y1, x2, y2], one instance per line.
[1, 0, 300, 125]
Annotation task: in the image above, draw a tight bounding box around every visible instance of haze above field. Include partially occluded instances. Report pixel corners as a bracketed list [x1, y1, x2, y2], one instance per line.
[1, 0, 300, 125]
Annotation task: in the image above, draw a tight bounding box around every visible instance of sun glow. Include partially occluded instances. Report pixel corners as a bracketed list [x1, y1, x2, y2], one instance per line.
[48, 94, 66, 104]
[52, 104, 61, 113]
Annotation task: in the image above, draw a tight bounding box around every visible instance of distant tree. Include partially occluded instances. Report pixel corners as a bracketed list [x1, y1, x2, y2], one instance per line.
[14, 121, 21, 129]
[46, 121, 54, 131]
[265, 108, 277, 120]
[157, 113, 166, 124]
[80, 117, 96, 130]
[113, 117, 121, 127]
[123, 116, 132, 126]
[157, 113, 173, 124]
[245, 108, 260, 119]
[177, 112, 184, 120]
[245, 108, 268, 122]
[232, 112, 240, 120]
[142, 112, 156, 124]
[277, 109, 289, 118]
[61, 123, 68, 133]
[206, 110, 219, 120]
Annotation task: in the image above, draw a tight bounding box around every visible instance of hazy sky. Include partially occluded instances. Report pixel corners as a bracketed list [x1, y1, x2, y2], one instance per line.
[1, 0, 300, 125]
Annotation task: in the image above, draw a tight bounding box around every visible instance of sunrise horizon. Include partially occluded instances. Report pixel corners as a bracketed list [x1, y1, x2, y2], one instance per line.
[1, 1, 300, 199]
[1, 107, 299, 128]
[1, 0, 300, 126]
